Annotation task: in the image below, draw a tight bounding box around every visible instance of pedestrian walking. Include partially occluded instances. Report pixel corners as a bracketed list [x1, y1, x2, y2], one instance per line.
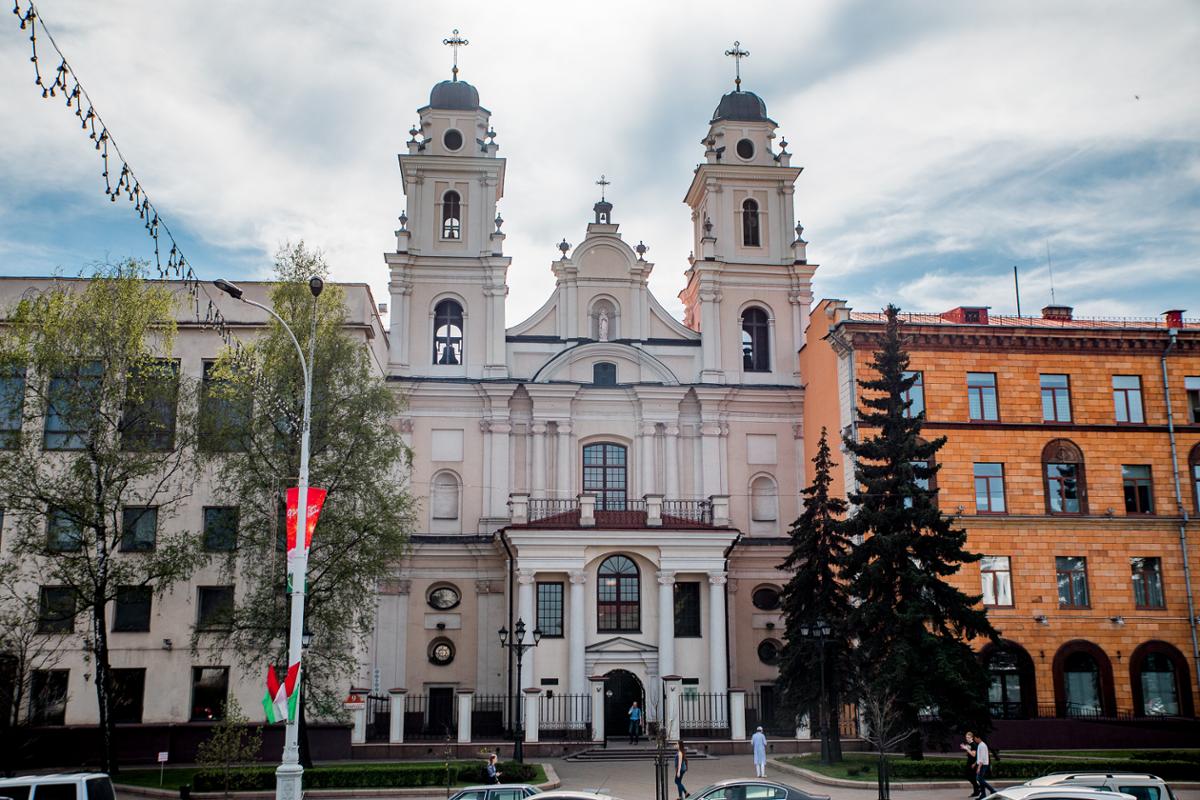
[959, 731, 980, 797]
[970, 732, 997, 797]
[628, 700, 643, 744]
[674, 739, 690, 799]
[486, 753, 502, 785]
[751, 725, 768, 777]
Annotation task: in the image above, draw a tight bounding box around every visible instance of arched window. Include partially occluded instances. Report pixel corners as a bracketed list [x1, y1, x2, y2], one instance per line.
[593, 362, 617, 386]
[750, 475, 778, 522]
[741, 199, 760, 247]
[741, 307, 770, 372]
[431, 471, 461, 520]
[1190, 443, 1200, 513]
[583, 442, 627, 510]
[432, 300, 463, 365]
[1042, 439, 1086, 514]
[597, 555, 640, 632]
[982, 641, 1037, 719]
[1131, 640, 1194, 717]
[441, 190, 462, 240]
[1053, 640, 1115, 718]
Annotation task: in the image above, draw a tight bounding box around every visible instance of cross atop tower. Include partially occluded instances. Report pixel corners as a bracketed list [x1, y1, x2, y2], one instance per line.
[724, 40, 750, 90]
[443, 29, 469, 81]
[596, 174, 611, 202]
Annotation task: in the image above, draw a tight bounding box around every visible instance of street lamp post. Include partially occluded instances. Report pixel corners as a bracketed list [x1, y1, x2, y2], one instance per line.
[214, 277, 323, 800]
[498, 618, 542, 763]
[799, 619, 833, 765]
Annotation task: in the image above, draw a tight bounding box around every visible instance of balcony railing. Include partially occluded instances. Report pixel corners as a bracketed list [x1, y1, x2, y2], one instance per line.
[509, 494, 728, 529]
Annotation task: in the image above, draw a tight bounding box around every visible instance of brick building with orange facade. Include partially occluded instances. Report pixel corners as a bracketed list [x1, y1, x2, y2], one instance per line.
[800, 300, 1200, 744]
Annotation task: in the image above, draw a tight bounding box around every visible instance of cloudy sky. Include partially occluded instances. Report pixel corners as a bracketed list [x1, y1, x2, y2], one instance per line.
[1, 0, 1197, 324]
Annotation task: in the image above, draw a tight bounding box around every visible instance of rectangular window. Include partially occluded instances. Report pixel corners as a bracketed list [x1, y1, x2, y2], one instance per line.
[973, 463, 1007, 513]
[196, 586, 234, 631]
[0, 365, 26, 448]
[1186, 377, 1200, 424]
[592, 362, 617, 386]
[37, 586, 76, 633]
[1056, 556, 1090, 608]
[536, 582, 564, 638]
[1113, 375, 1145, 423]
[1131, 557, 1165, 609]
[1040, 374, 1071, 422]
[203, 506, 239, 552]
[199, 361, 251, 452]
[190, 666, 229, 721]
[980, 556, 1013, 607]
[121, 360, 179, 451]
[44, 361, 102, 450]
[967, 372, 999, 421]
[110, 667, 146, 724]
[674, 581, 702, 637]
[1046, 462, 1082, 513]
[29, 669, 68, 725]
[1123, 465, 1155, 514]
[903, 460, 933, 509]
[120, 506, 157, 552]
[902, 371, 925, 418]
[46, 508, 83, 552]
[112, 585, 152, 632]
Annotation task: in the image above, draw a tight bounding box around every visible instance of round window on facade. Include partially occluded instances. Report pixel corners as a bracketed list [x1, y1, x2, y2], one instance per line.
[443, 128, 464, 151]
[429, 638, 455, 666]
[428, 584, 461, 611]
[752, 586, 781, 611]
[736, 138, 755, 160]
[758, 639, 782, 666]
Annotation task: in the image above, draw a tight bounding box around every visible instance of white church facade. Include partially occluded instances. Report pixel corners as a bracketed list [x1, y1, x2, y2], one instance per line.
[369, 66, 817, 739]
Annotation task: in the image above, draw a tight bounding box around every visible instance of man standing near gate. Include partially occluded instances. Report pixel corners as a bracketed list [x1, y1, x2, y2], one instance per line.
[628, 700, 643, 744]
[751, 726, 768, 777]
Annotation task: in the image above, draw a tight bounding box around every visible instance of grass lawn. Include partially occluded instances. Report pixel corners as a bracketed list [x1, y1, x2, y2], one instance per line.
[117, 763, 548, 792]
[777, 754, 958, 783]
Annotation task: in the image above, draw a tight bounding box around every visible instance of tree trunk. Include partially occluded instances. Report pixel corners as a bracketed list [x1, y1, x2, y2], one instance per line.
[902, 704, 922, 760]
[828, 679, 844, 763]
[93, 593, 115, 774]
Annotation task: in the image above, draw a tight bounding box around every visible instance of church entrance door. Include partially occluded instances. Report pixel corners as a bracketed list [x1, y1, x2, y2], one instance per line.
[603, 668, 644, 741]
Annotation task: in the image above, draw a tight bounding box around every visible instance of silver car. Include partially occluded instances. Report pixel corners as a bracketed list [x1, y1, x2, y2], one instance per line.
[687, 780, 830, 800]
[448, 786, 541, 800]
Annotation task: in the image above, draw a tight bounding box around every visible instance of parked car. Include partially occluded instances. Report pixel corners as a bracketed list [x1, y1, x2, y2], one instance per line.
[1024, 772, 1178, 800]
[687, 780, 830, 800]
[982, 787, 1136, 800]
[449, 786, 541, 800]
[530, 793, 623, 800]
[0, 774, 115, 800]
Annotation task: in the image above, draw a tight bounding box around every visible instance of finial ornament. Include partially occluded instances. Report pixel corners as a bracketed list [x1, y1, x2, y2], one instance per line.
[398, 210, 408, 230]
[724, 41, 750, 90]
[558, 238, 571, 257]
[443, 29, 469, 81]
[495, 213, 504, 232]
[596, 174, 611, 202]
[635, 240, 648, 260]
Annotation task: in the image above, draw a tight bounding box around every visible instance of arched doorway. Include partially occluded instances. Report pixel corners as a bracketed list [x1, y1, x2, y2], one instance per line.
[604, 668, 645, 740]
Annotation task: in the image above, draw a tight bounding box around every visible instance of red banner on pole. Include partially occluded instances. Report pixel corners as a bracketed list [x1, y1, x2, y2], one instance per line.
[286, 487, 327, 553]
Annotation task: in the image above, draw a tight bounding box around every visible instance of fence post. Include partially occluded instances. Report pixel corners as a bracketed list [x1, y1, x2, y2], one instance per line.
[729, 688, 747, 740]
[589, 676, 606, 743]
[457, 689, 475, 743]
[344, 691, 367, 745]
[523, 687, 542, 743]
[662, 675, 682, 742]
[388, 688, 407, 743]
[645, 493, 663, 526]
[579, 493, 597, 527]
[709, 495, 731, 526]
[510, 493, 529, 525]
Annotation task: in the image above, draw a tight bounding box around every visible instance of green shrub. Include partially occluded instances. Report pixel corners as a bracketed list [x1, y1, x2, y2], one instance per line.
[193, 762, 523, 792]
[885, 758, 1199, 782]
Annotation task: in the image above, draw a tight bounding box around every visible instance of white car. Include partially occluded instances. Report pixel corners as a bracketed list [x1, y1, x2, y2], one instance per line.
[0, 774, 115, 800]
[533, 793, 624, 800]
[449, 786, 541, 800]
[983, 787, 1136, 800]
[1024, 772, 1178, 800]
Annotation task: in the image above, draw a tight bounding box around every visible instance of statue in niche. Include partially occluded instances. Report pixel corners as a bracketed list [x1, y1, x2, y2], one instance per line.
[597, 309, 610, 341]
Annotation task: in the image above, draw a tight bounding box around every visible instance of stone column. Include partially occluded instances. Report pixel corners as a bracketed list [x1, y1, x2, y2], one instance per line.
[729, 689, 747, 740]
[708, 573, 729, 698]
[345, 696, 367, 744]
[523, 687, 541, 743]
[639, 422, 657, 496]
[662, 675, 682, 742]
[392, 580, 411, 691]
[457, 690, 474, 743]
[657, 571, 676, 680]
[569, 571, 587, 699]
[388, 688, 407, 743]
[510, 493, 529, 525]
[531, 423, 547, 499]
[517, 570, 536, 690]
[700, 423, 722, 498]
[556, 421, 573, 499]
[489, 420, 511, 517]
[664, 424, 681, 500]
[699, 285, 724, 383]
[589, 676, 606, 743]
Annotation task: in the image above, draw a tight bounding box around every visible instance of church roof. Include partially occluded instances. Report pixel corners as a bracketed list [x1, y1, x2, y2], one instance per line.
[711, 90, 773, 124]
[429, 79, 481, 110]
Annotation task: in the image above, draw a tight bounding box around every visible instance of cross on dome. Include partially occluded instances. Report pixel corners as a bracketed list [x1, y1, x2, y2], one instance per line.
[596, 174, 611, 202]
[724, 40, 750, 90]
[443, 28, 469, 81]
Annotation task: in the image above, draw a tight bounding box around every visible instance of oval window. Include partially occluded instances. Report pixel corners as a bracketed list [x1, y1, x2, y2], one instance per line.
[736, 138, 755, 160]
[429, 638, 455, 666]
[428, 585, 461, 610]
[752, 586, 781, 611]
[443, 128, 464, 151]
[757, 639, 781, 665]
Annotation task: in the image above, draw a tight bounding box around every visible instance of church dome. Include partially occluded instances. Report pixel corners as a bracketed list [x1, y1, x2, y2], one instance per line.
[711, 90, 770, 123]
[429, 79, 481, 110]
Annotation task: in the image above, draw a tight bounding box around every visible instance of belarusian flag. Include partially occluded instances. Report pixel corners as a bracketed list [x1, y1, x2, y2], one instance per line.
[263, 662, 300, 724]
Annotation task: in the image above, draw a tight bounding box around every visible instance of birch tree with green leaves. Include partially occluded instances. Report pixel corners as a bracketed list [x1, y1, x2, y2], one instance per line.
[0, 263, 209, 773]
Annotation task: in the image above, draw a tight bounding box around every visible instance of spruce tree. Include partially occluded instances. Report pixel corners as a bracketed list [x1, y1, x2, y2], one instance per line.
[778, 427, 850, 762]
[840, 304, 998, 757]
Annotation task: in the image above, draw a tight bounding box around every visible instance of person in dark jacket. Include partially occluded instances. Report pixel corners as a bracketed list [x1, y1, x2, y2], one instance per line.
[960, 731, 980, 797]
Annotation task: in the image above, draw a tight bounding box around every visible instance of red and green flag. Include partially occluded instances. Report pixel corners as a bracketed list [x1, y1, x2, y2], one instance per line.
[263, 662, 300, 724]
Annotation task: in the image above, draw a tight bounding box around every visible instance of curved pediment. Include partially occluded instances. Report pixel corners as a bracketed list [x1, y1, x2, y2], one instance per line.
[531, 342, 680, 385]
[572, 236, 641, 280]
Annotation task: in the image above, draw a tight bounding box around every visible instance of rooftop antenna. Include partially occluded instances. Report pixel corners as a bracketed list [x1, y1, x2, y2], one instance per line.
[1045, 241, 1056, 304]
[443, 29, 469, 81]
[1013, 265, 1022, 317]
[725, 41, 750, 91]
